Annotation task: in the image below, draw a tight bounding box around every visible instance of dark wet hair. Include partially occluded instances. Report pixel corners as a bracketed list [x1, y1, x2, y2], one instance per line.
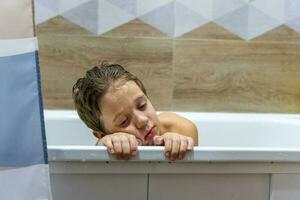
[72, 62, 147, 134]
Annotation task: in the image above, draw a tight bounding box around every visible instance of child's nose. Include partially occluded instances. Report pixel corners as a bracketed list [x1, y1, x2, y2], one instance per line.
[134, 113, 148, 129]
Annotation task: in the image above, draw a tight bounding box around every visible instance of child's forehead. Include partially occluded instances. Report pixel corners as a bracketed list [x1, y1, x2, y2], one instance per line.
[108, 80, 141, 94]
[109, 79, 130, 92]
[99, 81, 145, 117]
[103, 80, 144, 103]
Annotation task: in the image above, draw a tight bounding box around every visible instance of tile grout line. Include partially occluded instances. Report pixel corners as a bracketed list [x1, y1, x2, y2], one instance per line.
[269, 173, 272, 200]
[36, 30, 300, 45]
[171, 38, 175, 110]
[147, 174, 150, 200]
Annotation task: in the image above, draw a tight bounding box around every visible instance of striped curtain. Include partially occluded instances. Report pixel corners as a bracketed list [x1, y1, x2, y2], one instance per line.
[0, 1, 51, 199]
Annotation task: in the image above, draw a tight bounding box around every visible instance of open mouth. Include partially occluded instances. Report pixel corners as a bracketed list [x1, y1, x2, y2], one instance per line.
[144, 126, 156, 141]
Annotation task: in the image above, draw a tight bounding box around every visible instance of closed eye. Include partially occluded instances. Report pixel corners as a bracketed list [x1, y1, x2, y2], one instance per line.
[119, 118, 128, 127]
[138, 103, 147, 110]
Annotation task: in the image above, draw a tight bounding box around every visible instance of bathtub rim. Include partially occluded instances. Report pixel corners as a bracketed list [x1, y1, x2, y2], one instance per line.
[44, 109, 300, 119]
[47, 145, 300, 163]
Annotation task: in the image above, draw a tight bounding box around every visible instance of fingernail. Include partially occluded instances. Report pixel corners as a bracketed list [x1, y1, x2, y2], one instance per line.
[132, 150, 138, 155]
[165, 151, 170, 157]
[109, 148, 114, 154]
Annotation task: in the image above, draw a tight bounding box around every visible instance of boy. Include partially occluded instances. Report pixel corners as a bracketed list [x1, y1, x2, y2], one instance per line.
[72, 62, 198, 160]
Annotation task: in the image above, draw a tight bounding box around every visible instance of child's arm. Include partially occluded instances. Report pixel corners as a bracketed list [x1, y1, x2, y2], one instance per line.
[154, 112, 198, 160]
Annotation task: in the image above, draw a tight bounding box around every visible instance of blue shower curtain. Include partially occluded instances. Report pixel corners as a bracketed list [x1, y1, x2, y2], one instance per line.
[0, 1, 51, 199]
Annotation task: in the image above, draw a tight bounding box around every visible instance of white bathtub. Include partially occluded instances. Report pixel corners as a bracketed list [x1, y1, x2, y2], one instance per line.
[46, 110, 300, 200]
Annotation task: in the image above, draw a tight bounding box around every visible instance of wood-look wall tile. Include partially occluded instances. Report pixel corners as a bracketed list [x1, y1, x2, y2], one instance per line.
[179, 22, 242, 40]
[173, 39, 300, 113]
[103, 19, 169, 38]
[253, 25, 300, 42]
[38, 34, 173, 110]
[36, 16, 94, 36]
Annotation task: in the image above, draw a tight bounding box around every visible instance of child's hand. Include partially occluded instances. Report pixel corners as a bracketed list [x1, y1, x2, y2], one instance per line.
[153, 132, 194, 161]
[99, 132, 138, 160]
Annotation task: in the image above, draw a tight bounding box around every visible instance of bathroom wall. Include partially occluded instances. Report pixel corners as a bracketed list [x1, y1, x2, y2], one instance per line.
[36, 0, 300, 113]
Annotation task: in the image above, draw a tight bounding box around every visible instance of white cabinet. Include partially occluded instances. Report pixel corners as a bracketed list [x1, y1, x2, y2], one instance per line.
[50, 174, 147, 200]
[149, 174, 269, 200]
[271, 174, 300, 200]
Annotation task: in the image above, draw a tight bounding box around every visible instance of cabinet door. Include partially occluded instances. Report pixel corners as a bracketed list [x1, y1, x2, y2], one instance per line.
[149, 174, 269, 200]
[271, 174, 300, 200]
[51, 174, 147, 200]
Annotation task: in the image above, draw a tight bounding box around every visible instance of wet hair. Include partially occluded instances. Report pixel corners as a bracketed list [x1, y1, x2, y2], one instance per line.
[72, 62, 147, 134]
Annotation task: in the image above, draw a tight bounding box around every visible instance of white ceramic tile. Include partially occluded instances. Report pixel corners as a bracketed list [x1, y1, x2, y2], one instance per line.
[35, 0, 91, 24]
[141, 0, 209, 37]
[174, 2, 210, 37]
[247, 5, 282, 39]
[35, 0, 59, 24]
[98, 0, 136, 34]
[214, 6, 248, 39]
[285, 0, 300, 21]
[139, 2, 174, 37]
[59, 0, 91, 14]
[34, 0, 300, 39]
[250, 0, 285, 22]
[286, 17, 300, 32]
[108, 0, 137, 16]
[136, 0, 173, 16]
[213, 0, 247, 19]
[285, 0, 300, 32]
[61, 0, 99, 34]
[177, 0, 213, 20]
[215, 3, 281, 40]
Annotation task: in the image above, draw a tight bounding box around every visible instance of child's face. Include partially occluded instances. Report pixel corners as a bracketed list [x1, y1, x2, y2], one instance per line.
[98, 80, 159, 145]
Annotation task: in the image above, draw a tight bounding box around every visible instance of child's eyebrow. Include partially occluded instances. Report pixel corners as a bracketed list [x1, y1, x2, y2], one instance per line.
[134, 95, 146, 103]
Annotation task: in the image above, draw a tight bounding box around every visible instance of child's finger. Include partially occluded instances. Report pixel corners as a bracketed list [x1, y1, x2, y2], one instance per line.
[178, 138, 188, 160]
[171, 136, 180, 160]
[101, 138, 114, 154]
[129, 136, 138, 156]
[187, 137, 194, 150]
[121, 138, 130, 156]
[153, 136, 164, 145]
[112, 137, 122, 154]
[164, 137, 172, 158]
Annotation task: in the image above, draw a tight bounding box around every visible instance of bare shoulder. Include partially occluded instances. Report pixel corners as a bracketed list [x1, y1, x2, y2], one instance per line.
[158, 112, 187, 126]
[158, 112, 198, 145]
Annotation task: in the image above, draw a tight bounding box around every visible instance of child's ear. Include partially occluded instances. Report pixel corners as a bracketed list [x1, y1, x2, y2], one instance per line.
[92, 130, 104, 139]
